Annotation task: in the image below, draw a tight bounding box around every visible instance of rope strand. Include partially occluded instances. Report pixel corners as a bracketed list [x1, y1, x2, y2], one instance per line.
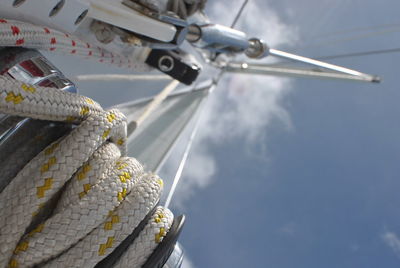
[0, 73, 173, 267]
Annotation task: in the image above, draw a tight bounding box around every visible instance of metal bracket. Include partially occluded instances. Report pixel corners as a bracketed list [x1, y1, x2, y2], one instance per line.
[89, 0, 175, 42]
[88, 0, 187, 47]
[121, 0, 188, 49]
[145, 49, 201, 85]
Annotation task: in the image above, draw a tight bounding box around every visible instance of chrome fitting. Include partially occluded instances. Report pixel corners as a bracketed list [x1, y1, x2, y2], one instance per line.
[245, 38, 269, 59]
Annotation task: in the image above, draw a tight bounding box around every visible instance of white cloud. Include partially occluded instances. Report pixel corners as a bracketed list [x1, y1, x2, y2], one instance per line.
[202, 74, 293, 144]
[162, 0, 298, 208]
[381, 230, 400, 258]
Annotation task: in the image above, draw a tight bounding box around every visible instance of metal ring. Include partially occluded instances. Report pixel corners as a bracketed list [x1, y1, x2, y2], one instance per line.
[12, 0, 26, 7]
[49, 0, 65, 17]
[75, 9, 89, 25]
[158, 55, 174, 72]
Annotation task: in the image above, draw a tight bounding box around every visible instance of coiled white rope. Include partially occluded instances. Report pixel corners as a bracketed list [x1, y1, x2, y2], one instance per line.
[0, 66, 172, 267]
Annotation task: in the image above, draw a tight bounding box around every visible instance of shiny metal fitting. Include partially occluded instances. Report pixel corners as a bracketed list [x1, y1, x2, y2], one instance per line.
[0, 47, 76, 192]
[245, 38, 269, 59]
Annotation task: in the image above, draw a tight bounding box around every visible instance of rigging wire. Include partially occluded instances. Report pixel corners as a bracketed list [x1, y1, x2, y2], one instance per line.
[300, 27, 400, 49]
[266, 47, 400, 67]
[164, 81, 216, 208]
[165, 73, 222, 208]
[230, 0, 249, 28]
[307, 0, 346, 40]
[164, 102, 204, 208]
[312, 22, 400, 39]
[314, 47, 400, 61]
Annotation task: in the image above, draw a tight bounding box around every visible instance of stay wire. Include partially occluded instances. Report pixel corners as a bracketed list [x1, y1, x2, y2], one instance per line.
[230, 0, 249, 28]
[267, 47, 400, 67]
[300, 27, 400, 50]
[312, 22, 400, 39]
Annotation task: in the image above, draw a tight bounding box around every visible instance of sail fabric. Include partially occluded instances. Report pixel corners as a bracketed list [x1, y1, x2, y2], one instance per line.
[114, 87, 210, 172]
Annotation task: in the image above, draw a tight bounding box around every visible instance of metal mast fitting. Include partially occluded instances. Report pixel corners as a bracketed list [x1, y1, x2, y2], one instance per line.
[187, 24, 268, 58]
[225, 48, 381, 83]
[186, 22, 379, 83]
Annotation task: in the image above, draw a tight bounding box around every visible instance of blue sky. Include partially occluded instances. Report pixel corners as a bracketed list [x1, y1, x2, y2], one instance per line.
[164, 1, 400, 267]
[46, 0, 400, 267]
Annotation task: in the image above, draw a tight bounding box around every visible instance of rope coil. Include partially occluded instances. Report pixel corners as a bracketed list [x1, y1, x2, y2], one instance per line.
[0, 70, 172, 267]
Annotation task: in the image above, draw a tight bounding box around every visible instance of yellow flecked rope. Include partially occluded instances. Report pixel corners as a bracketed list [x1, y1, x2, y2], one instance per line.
[0, 74, 173, 268]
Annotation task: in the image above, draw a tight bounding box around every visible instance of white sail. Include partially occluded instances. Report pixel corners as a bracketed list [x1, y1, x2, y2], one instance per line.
[114, 83, 211, 173]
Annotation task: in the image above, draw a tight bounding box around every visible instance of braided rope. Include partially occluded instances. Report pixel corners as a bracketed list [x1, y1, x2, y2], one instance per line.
[0, 19, 150, 71]
[0, 74, 174, 267]
[113, 206, 174, 268]
[43, 177, 168, 268]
